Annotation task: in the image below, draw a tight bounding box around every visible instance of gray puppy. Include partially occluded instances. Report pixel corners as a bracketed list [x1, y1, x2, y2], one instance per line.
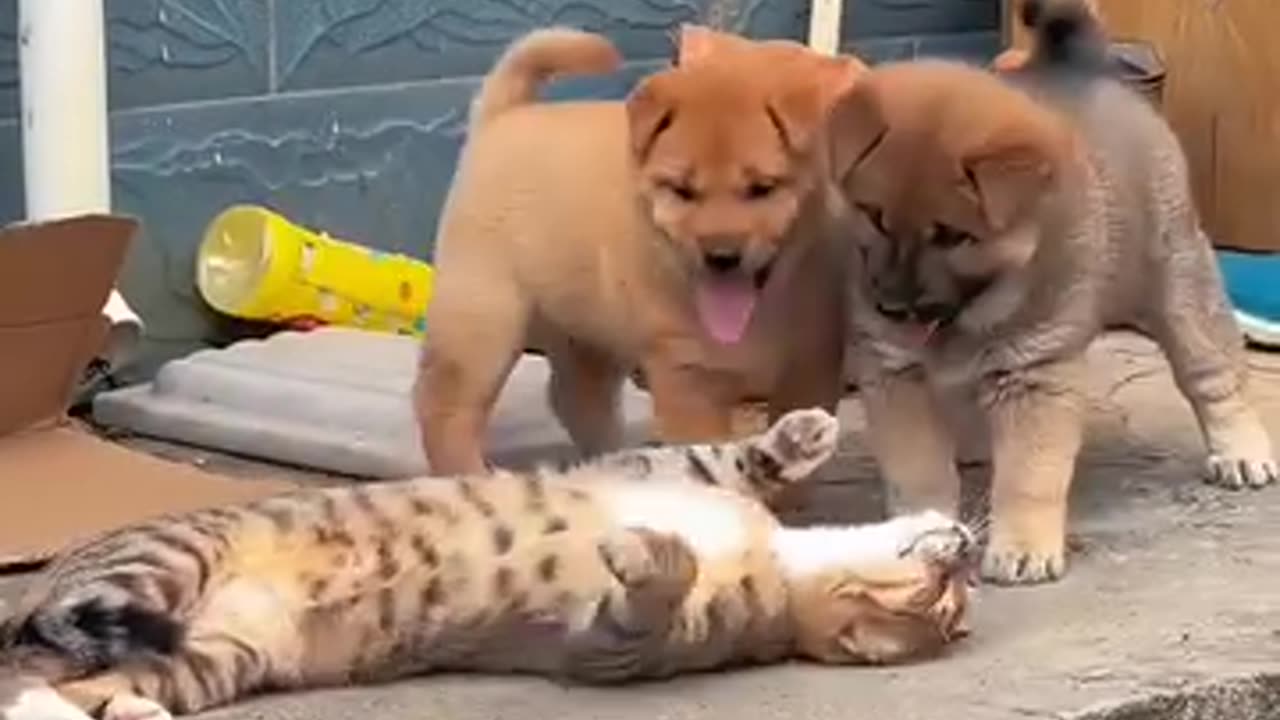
[825, 0, 1276, 585]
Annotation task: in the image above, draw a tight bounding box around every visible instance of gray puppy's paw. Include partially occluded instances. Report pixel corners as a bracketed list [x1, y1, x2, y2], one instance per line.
[1202, 415, 1278, 489]
[980, 543, 1065, 586]
[1205, 455, 1279, 490]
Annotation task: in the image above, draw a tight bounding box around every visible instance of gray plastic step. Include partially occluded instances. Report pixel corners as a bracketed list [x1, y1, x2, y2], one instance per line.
[92, 328, 655, 478]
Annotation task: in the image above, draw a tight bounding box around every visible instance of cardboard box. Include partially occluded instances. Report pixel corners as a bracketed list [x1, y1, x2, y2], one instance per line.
[0, 214, 289, 569]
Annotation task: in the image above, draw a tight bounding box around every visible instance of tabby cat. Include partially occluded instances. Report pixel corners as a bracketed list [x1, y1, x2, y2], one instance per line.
[0, 409, 972, 720]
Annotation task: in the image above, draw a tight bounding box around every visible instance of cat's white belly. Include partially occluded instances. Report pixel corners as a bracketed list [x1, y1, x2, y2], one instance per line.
[599, 482, 750, 561]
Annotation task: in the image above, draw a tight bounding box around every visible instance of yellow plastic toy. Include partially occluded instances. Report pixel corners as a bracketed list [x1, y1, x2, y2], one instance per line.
[196, 205, 434, 337]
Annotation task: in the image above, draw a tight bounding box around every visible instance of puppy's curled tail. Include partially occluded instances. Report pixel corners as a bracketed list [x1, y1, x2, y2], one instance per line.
[470, 28, 623, 131]
[1020, 0, 1108, 72]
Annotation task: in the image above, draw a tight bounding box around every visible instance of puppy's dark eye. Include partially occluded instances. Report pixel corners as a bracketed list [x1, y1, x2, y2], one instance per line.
[744, 180, 779, 201]
[856, 203, 887, 234]
[931, 223, 974, 249]
[662, 180, 700, 202]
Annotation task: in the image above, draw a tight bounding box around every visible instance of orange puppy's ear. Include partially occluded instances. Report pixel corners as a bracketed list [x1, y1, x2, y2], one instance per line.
[766, 89, 823, 154]
[815, 55, 867, 108]
[962, 140, 1056, 232]
[626, 73, 678, 162]
[676, 24, 714, 65]
[991, 48, 1032, 73]
[676, 24, 755, 66]
[826, 82, 888, 180]
[767, 56, 865, 154]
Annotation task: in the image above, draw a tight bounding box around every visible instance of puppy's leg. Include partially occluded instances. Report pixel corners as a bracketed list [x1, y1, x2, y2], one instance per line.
[979, 358, 1087, 585]
[415, 278, 529, 474]
[769, 333, 845, 423]
[546, 340, 626, 458]
[769, 272, 847, 422]
[1149, 234, 1277, 488]
[862, 367, 963, 517]
[642, 353, 736, 443]
[730, 402, 771, 437]
[765, 339, 843, 510]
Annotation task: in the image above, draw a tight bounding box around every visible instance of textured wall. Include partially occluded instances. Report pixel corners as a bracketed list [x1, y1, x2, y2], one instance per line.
[0, 0, 997, 355]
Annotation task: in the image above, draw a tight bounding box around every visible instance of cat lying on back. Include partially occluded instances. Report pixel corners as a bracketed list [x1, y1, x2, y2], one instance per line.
[0, 409, 972, 720]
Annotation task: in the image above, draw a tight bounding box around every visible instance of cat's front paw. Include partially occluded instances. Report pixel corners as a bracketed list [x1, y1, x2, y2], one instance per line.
[0, 681, 94, 720]
[101, 695, 172, 720]
[756, 408, 841, 481]
[894, 511, 974, 571]
[598, 528, 697, 599]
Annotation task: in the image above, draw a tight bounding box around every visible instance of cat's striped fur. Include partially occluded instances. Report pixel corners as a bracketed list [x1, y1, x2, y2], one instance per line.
[0, 409, 972, 720]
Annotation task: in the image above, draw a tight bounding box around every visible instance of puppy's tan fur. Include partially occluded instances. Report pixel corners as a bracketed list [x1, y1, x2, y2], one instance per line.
[416, 28, 862, 473]
[827, 1, 1276, 585]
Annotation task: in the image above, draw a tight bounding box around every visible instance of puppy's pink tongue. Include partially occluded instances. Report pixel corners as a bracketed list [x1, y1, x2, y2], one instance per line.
[907, 320, 942, 347]
[695, 277, 758, 344]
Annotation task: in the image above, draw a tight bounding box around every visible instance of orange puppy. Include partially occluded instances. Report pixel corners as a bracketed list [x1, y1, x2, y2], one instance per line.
[415, 27, 864, 473]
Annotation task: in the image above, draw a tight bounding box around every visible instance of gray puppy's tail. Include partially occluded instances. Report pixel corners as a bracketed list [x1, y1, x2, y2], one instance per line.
[1021, 0, 1109, 73]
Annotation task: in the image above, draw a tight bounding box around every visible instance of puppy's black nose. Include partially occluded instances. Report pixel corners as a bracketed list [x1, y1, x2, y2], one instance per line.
[704, 251, 742, 274]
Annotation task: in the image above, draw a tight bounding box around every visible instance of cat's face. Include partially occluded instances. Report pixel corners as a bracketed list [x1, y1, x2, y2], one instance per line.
[795, 569, 970, 665]
[787, 514, 975, 664]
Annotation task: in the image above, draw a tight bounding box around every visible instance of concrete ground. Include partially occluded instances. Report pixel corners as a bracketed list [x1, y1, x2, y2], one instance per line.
[5, 332, 1280, 719]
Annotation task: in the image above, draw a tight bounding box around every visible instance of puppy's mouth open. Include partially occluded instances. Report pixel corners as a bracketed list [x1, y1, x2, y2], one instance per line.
[906, 315, 950, 346]
[875, 297, 971, 346]
[695, 264, 773, 345]
[893, 279, 994, 344]
[877, 307, 951, 343]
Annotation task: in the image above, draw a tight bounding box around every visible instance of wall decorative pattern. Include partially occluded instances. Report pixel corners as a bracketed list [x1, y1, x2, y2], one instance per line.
[0, 0, 997, 351]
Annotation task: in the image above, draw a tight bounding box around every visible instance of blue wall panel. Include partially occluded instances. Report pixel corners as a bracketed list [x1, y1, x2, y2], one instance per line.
[0, 0, 15, 119]
[0, 0, 999, 356]
[274, 0, 697, 91]
[0, 119, 20, 221]
[106, 0, 271, 109]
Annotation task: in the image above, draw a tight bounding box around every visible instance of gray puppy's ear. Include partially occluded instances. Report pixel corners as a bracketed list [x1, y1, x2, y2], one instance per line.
[826, 82, 888, 182]
[962, 140, 1056, 233]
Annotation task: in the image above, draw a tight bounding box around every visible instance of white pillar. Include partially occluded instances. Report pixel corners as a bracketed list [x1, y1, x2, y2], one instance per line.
[19, 0, 112, 218]
[19, 0, 142, 382]
[807, 0, 844, 56]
